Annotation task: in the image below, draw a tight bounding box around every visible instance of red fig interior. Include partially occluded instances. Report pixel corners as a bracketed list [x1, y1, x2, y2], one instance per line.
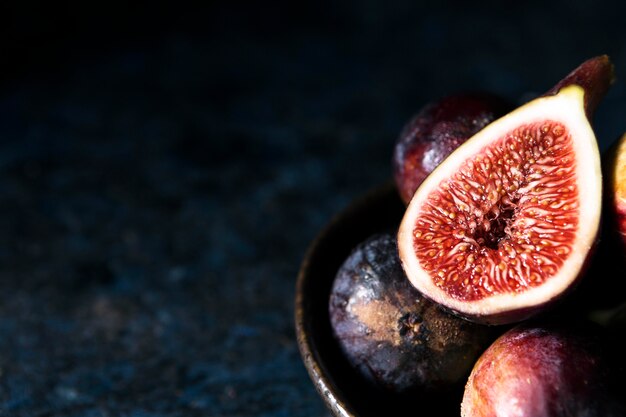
[411, 120, 578, 302]
[398, 86, 602, 324]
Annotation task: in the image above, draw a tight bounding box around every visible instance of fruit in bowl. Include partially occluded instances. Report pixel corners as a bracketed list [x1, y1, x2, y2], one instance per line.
[329, 233, 495, 394]
[461, 321, 625, 417]
[296, 55, 624, 417]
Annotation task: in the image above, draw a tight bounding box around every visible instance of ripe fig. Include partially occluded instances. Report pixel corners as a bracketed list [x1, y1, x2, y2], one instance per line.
[558, 132, 626, 313]
[329, 233, 495, 394]
[393, 94, 513, 205]
[461, 321, 625, 417]
[603, 132, 626, 251]
[398, 56, 614, 324]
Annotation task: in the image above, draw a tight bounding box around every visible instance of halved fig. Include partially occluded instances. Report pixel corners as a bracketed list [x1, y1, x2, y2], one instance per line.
[604, 132, 626, 250]
[398, 56, 613, 325]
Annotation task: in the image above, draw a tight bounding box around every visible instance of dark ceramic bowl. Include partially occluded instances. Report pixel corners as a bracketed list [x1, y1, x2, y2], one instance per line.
[295, 182, 465, 416]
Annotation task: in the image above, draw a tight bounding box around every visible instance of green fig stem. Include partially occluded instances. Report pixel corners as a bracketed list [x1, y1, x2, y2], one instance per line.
[544, 55, 615, 117]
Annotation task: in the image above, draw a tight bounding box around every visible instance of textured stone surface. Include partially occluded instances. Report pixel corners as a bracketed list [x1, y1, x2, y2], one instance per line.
[1, 1, 626, 416]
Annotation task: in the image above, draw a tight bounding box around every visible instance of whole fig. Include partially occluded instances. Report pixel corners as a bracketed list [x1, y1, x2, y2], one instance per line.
[393, 93, 512, 204]
[329, 233, 495, 394]
[462, 320, 625, 417]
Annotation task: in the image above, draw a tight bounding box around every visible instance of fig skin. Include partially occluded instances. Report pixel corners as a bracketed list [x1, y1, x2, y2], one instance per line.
[545, 54, 614, 117]
[565, 133, 626, 314]
[329, 233, 496, 394]
[602, 133, 626, 253]
[392, 93, 513, 205]
[461, 320, 626, 417]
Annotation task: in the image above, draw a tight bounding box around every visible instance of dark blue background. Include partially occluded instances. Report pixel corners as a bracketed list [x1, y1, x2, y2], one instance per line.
[1, 1, 625, 415]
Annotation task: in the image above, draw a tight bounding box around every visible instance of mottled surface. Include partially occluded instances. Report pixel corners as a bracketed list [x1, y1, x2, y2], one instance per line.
[1, 1, 626, 416]
[329, 234, 494, 393]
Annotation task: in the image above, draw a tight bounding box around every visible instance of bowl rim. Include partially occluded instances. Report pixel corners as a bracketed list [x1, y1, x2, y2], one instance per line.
[294, 182, 398, 417]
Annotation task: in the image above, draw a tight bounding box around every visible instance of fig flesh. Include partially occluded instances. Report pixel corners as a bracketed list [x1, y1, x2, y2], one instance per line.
[603, 132, 626, 251]
[393, 94, 513, 205]
[398, 56, 613, 325]
[461, 321, 625, 417]
[329, 233, 495, 393]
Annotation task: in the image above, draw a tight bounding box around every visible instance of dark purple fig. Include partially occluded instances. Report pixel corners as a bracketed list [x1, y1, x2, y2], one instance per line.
[329, 233, 495, 394]
[393, 93, 513, 205]
[462, 320, 625, 417]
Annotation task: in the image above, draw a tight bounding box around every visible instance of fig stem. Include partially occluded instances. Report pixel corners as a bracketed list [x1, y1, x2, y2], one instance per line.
[544, 55, 615, 117]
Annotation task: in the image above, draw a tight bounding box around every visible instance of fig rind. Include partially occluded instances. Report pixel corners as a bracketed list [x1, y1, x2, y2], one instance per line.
[604, 132, 626, 250]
